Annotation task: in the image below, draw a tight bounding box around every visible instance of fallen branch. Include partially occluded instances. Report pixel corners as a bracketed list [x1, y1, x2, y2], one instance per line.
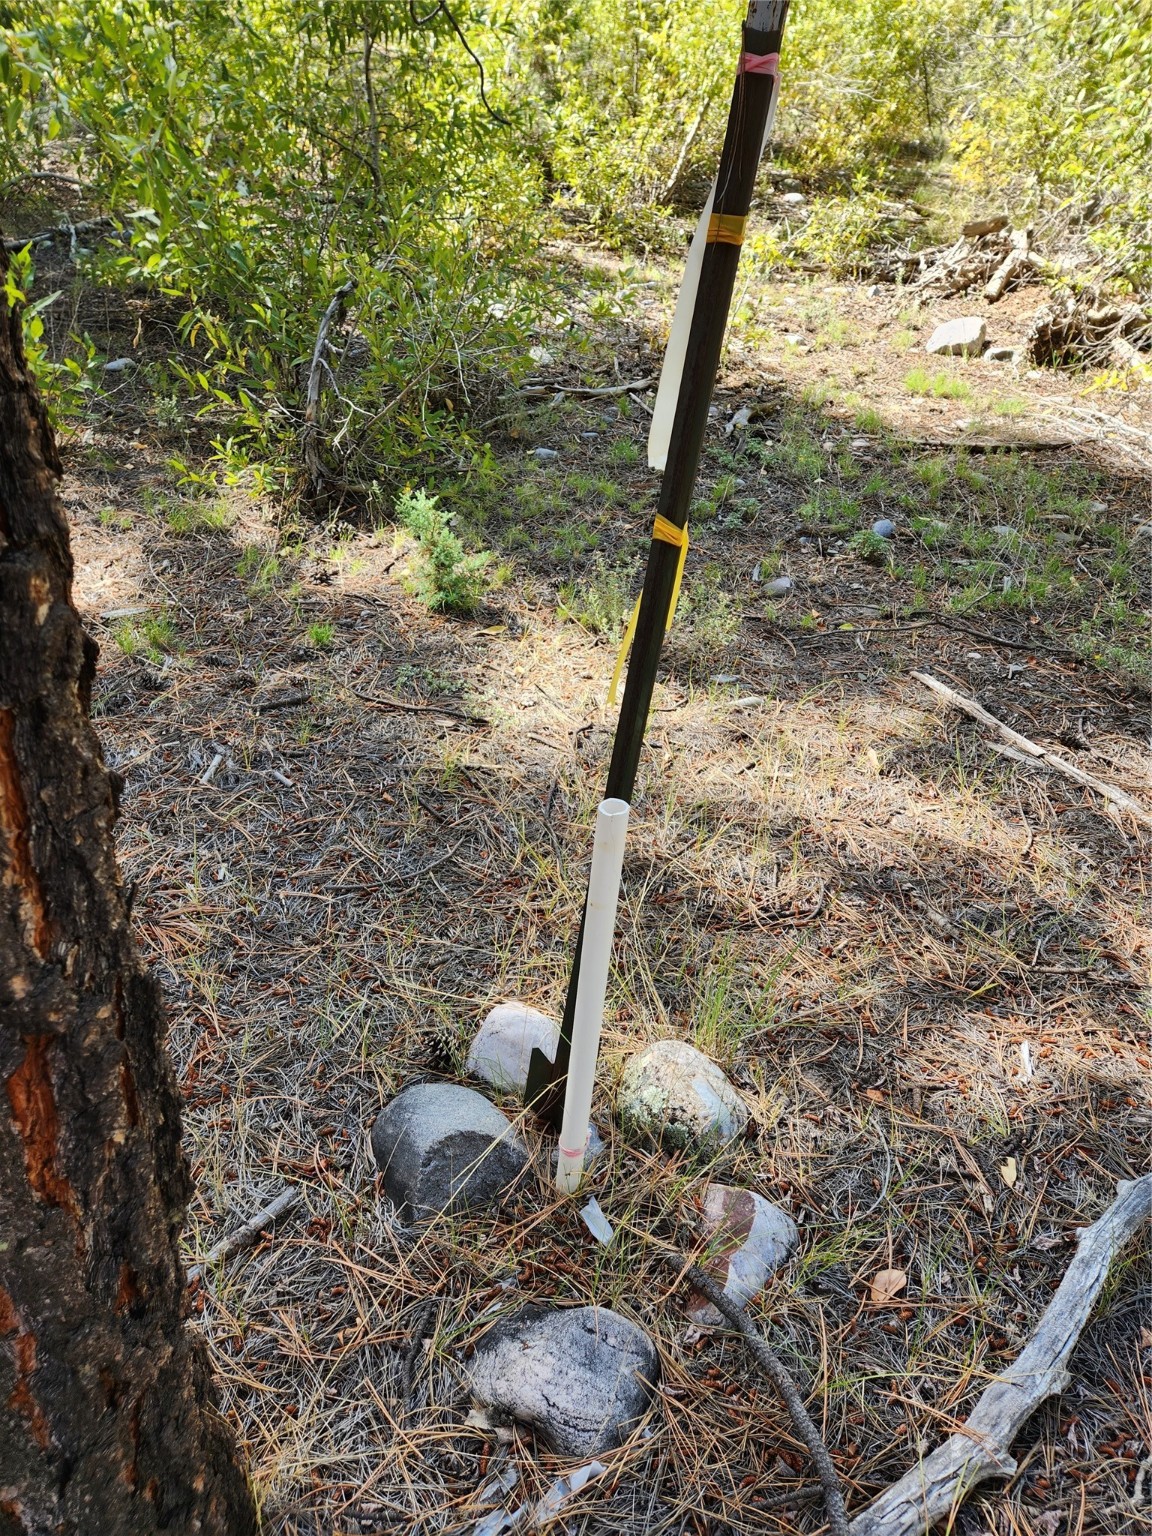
[1, 216, 124, 253]
[187, 1185, 302, 1283]
[662, 1254, 850, 1536]
[850, 1173, 1152, 1535]
[523, 377, 655, 398]
[911, 671, 1151, 826]
[354, 689, 488, 727]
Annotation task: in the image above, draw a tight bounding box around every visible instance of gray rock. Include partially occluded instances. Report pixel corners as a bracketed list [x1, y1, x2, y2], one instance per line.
[686, 1184, 799, 1325]
[467, 1001, 559, 1097]
[985, 345, 1018, 362]
[618, 1040, 748, 1154]
[925, 317, 987, 357]
[780, 191, 806, 206]
[531, 447, 559, 462]
[1132, 523, 1152, 544]
[370, 1083, 528, 1221]
[991, 524, 1020, 540]
[871, 519, 896, 539]
[762, 575, 793, 598]
[469, 1305, 659, 1457]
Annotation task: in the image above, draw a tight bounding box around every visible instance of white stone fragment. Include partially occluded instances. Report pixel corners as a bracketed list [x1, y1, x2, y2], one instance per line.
[467, 1001, 560, 1096]
[686, 1184, 799, 1325]
[925, 317, 987, 356]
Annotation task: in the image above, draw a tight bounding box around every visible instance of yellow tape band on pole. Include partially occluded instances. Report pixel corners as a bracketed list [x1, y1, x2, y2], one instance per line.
[706, 212, 747, 246]
[608, 516, 689, 705]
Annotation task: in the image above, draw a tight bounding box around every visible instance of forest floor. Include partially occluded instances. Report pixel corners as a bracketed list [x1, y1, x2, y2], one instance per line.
[15, 198, 1152, 1534]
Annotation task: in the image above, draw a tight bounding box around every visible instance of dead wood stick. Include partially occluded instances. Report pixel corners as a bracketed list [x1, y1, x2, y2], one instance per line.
[524, 377, 655, 398]
[353, 689, 488, 727]
[187, 1185, 302, 1283]
[911, 670, 1151, 826]
[665, 1256, 850, 1536]
[849, 1173, 1151, 1536]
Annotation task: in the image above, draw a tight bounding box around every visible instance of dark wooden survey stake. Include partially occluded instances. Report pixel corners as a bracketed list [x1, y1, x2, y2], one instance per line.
[527, 1, 792, 1126]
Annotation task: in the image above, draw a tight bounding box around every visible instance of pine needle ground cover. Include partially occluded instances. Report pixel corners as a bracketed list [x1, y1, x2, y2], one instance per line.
[39, 231, 1151, 1534]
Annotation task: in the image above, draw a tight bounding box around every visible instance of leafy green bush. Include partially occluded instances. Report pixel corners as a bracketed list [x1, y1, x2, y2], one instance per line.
[397, 487, 491, 615]
[0, 0, 542, 482]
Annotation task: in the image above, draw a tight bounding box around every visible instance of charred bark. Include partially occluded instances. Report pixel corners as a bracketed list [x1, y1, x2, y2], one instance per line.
[0, 259, 256, 1534]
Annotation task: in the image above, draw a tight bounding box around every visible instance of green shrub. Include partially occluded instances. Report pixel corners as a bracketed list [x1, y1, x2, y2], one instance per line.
[397, 488, 491, 616]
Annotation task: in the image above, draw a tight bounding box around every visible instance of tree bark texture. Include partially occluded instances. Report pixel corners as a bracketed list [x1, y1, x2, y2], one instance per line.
[0, 268, 256, 1534]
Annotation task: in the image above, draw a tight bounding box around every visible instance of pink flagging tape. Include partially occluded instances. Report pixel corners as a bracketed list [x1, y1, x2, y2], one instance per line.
[739, 51, 779, 75]
[558, 1143, 586, 1159]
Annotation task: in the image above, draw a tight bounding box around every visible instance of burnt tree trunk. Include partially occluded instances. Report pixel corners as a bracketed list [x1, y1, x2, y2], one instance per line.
[0, 267, 256, 1533]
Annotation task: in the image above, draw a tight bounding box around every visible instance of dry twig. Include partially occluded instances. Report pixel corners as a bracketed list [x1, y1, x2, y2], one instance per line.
[187, 1185, 302, 1284]
[911, 670, 1151, 826]
[849, 1173, 1152, 1535]
[662, 1254, 851, 1536]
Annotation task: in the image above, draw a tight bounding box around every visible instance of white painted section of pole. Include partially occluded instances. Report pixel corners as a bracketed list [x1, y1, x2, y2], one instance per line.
[646, 66, 784, 474]
[556, 799, 630, 1195]
[647, 182, 714, 473]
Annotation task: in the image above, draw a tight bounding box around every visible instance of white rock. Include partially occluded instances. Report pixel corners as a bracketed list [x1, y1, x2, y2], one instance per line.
[985, 345, 1018, 362]
[618, 1040, 749, 1154]
[763, 576, 793, 598]
[925, 317, 987, 357]
[781, 191, 806, 206]
[531, 447, 559, 462]
[686, 1184, 799, 1325]
[469, 1306, 659, 1457]
[467, 1002, 559, 1096]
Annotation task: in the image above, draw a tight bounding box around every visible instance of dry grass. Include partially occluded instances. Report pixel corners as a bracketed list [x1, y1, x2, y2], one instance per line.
[47, 243, 1152, 1535]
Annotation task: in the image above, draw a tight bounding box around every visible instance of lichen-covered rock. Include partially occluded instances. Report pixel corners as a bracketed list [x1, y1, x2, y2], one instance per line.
[468, 1305, 659, 1456]
[618, 1040, 748, 1154]
[370, 1083, 528, 1222]
[686, 1184, 799, 1325]
[466, 1001, 559, 1097]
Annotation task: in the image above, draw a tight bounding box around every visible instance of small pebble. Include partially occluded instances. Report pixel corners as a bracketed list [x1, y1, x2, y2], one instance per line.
[871, 519, 896, 539]
[763, 576, 793, 598]
[991, 524, 1020, 540]
[531, 447, 559, 462]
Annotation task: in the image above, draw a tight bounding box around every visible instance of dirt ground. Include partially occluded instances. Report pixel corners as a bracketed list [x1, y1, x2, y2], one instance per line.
[13, 205, 1152, 1534]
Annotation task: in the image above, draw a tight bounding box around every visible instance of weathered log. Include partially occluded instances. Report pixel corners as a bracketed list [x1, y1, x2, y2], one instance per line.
[849, 1174, 1151, 1536]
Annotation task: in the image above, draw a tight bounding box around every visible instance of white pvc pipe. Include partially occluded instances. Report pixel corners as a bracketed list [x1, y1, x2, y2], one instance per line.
[556, 798, 630, 1195]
